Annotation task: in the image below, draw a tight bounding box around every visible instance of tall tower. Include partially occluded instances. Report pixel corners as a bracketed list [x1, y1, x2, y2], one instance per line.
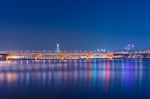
[56, 43, 60, 53]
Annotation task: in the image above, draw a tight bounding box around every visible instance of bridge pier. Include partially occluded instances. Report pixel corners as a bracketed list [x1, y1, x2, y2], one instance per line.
[34, 57, 38, 60]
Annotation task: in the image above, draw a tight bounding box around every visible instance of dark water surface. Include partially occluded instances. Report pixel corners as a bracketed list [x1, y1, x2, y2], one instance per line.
[0, 59, 150, 99]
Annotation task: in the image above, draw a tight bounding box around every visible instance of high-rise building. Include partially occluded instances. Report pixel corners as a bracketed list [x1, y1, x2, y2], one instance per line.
[56, 43, 60, 53]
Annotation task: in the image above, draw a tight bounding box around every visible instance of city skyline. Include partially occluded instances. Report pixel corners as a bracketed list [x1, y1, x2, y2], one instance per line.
[0, 1, 150, 99]
[0, 43, 149, 54]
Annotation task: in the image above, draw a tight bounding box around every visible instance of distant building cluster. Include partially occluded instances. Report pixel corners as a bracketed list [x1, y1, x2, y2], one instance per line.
[124, 44, 135, 51]
[144, 49, 150, 53]
[0, 44, 149, 54]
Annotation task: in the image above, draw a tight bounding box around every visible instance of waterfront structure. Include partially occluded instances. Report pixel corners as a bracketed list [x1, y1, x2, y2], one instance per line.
[0, 52, 113, 60]
[0, 50, 149, 60]
[0, 44, 149, 60]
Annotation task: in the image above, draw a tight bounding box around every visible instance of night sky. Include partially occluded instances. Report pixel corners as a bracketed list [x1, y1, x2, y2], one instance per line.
[0, 0, 149, 50]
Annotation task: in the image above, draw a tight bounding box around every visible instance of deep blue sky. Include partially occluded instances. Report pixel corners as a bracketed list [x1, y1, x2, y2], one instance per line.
[0, 0, 149, 50]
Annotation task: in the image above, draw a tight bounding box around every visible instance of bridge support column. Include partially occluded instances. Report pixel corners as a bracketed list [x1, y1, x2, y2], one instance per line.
[86, 56, 91, 61]
[34, 57, 38, 60]
[6, 57, 9, 60]
[5, 56, 10, 60]
[61, 57, 65, 61]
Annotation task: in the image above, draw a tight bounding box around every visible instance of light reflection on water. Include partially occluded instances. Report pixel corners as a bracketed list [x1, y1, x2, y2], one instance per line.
[0, 59, 149, 98]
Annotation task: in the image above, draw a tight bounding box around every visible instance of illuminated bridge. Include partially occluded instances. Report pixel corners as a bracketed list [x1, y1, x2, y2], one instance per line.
[0, 52, 114, 60]
[0, 51, 150, 60]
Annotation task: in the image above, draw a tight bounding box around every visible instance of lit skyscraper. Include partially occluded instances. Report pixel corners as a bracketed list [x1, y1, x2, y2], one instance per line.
[56, 43, 60, 53]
